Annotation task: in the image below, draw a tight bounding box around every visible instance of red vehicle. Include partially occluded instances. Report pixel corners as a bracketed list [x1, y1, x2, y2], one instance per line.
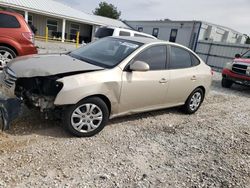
[0, 11, 37, 69]
[222, 50, 250, 88]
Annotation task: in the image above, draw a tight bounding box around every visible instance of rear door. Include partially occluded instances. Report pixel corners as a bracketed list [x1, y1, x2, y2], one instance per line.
[119, 45, 170, 113]
[166, 45, 200, 105]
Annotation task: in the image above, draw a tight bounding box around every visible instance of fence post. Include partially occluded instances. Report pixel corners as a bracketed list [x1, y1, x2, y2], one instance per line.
[205, 42, 213, 64]
[76, 31, 80, 48]
[45, 27, 49, 42]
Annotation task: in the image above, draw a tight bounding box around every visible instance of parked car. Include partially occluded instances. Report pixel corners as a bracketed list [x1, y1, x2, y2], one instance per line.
[222, 50, 250, 88]
[0, 37, 212, 137]
[94, 26, 156, 40]
[0, 11, 37, 69]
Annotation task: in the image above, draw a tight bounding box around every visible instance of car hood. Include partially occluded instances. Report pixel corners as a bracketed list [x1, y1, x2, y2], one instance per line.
[234, 58, 250, 64]
[7, 54, 104, 78]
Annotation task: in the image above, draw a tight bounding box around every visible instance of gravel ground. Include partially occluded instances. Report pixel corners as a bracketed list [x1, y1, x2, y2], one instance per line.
[0, 42, 250, 187]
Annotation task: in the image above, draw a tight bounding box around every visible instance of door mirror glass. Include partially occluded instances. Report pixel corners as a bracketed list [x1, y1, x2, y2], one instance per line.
[235, 53, 241, 58]
[130, 61, 150, 72]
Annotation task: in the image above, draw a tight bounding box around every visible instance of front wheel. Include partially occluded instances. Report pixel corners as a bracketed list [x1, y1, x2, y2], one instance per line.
[183, 88, 204, 114]
[63, 97, 109, 137]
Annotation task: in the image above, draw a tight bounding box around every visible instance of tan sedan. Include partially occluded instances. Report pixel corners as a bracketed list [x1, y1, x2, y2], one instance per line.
[1, 37, 212, 137]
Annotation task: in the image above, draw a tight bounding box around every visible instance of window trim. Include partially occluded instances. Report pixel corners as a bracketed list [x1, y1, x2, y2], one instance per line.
[169, 29, 178, 43]
[138, 27, 143, 32]
[46, 18, 58, 32]
[167, 45, 200, 70]
[28, 14, 33, 25]
[125, 44, 168, 71]
[70, 23, 80, 35]
[152, 28, 159, 38]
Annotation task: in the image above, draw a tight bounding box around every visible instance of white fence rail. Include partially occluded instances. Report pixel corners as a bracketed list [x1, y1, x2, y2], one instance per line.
[195, 40, 250, 69]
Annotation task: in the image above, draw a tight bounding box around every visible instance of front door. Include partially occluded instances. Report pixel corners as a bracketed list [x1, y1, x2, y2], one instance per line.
[119, 45, 170, 113]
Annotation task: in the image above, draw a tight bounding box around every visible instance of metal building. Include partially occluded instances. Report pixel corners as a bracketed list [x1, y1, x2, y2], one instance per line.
[0, 0, 129, 43]
[125, 20, 247, 51]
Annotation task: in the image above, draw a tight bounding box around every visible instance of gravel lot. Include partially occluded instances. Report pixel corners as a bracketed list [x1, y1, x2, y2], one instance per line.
[0, 42, 250, 187]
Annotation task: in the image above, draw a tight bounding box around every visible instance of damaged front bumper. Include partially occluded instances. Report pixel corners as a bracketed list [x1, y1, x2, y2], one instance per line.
[0, 68, 22, 130]
[0, 98, 22, 131]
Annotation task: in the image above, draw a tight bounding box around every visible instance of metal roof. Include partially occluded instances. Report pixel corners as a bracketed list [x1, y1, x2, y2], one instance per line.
[0, 0, 129, 28]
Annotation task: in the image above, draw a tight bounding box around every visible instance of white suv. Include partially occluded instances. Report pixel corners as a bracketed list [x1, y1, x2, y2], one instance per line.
[94, 26, 156, 40]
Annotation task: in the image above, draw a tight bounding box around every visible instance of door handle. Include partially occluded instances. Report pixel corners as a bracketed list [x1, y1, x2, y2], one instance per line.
[159, 78, 168, 83]
[191, 75, 197, 81]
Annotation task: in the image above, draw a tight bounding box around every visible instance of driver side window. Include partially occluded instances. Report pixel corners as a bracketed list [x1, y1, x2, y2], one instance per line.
[132, 45, 167, 70]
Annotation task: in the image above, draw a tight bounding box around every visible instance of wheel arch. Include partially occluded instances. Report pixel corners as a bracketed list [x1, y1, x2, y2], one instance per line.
[0, 43, 18, 56]
[82, 94, 112, 115]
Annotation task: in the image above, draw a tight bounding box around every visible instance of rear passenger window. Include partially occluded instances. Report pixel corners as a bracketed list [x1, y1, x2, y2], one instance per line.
[119, 31, 130, 36]
[190, 53, 200, 66]
[169, 46, 193, 69]
[133, 45, 167, 70]
[0, 13, 20, 28]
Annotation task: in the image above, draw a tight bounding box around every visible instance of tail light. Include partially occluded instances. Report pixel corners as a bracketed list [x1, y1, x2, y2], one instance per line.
[22, 32, 34, 44]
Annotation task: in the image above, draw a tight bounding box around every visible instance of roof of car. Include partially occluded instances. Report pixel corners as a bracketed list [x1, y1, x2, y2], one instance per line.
[111, 36, 164, 44]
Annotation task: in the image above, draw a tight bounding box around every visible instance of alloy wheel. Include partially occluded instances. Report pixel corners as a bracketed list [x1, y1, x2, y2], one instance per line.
[0, 50, 14, 69]
[189, 92, 202, 111]
[71, 103, 103, 133]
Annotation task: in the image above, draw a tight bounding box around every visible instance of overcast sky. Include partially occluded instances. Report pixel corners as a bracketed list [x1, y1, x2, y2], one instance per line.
[58, 0, 249, 34]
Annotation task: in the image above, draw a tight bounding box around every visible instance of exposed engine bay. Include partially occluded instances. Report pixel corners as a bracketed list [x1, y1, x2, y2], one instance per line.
[15, 76, 63, 111]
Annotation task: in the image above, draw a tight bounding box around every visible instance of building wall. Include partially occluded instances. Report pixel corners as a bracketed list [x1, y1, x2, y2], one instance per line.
[198, 23, 246, 44]
[126, 21, 247, 51]
[126, 21, 201, 50]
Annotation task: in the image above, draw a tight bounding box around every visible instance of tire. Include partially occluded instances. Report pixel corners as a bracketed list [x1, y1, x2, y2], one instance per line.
[183, 88, 204, 114]
[221, 78, 233, 88]
[0, 46, 16, 69]
[63, 97, 109, 137]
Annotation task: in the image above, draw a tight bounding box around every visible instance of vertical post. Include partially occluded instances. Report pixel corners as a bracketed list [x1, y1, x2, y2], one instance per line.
[45, 27, 49, 42]
[91, 25, 97, 42]
[76, 31, 80, 48]
[24, 11, 28, 23]
[62, 19, 66, 42]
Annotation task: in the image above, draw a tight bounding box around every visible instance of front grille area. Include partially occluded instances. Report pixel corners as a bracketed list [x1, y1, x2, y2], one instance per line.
[2, 67, 17, 88]
[232, 63, 250, 76]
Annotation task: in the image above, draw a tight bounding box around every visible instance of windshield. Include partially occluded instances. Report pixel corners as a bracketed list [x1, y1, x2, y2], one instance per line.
[69, 37, 142, 68]
[242, 50, 250, 58]
[95, 28, 114, 38]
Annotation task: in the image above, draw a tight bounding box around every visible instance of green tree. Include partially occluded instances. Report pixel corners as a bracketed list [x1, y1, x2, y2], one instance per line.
[93, 2, 121, 19]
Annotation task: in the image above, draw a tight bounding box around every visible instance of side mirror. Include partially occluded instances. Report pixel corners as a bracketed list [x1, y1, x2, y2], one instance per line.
[129, 61, 150, 72]
[235, 53, 241, 58]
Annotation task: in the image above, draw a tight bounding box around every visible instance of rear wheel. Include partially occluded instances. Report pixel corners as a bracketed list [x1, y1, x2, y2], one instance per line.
[0, 46, 16, 69]
[63, 97, 109, 137]
[221, 77, 233, 88]
[183, 88, 204, 114]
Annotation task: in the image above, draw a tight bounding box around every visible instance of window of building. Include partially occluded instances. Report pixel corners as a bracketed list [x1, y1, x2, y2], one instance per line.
[132, 45, 167, 70]
[47, 19, 58, 32]
[119, 31, 130, 36]
[70, 23, 80, 35]
[169, 29, 178, 42]
[152, 28, 159, 38]
[169, 46, 193, 69]
[28, 15, 33, 25]
[138, 27, 143, 32]
[0, 13, 20, 28]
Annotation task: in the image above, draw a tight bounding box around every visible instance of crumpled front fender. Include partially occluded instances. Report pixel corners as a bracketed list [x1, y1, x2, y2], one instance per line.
[0, 98, 22, 131]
